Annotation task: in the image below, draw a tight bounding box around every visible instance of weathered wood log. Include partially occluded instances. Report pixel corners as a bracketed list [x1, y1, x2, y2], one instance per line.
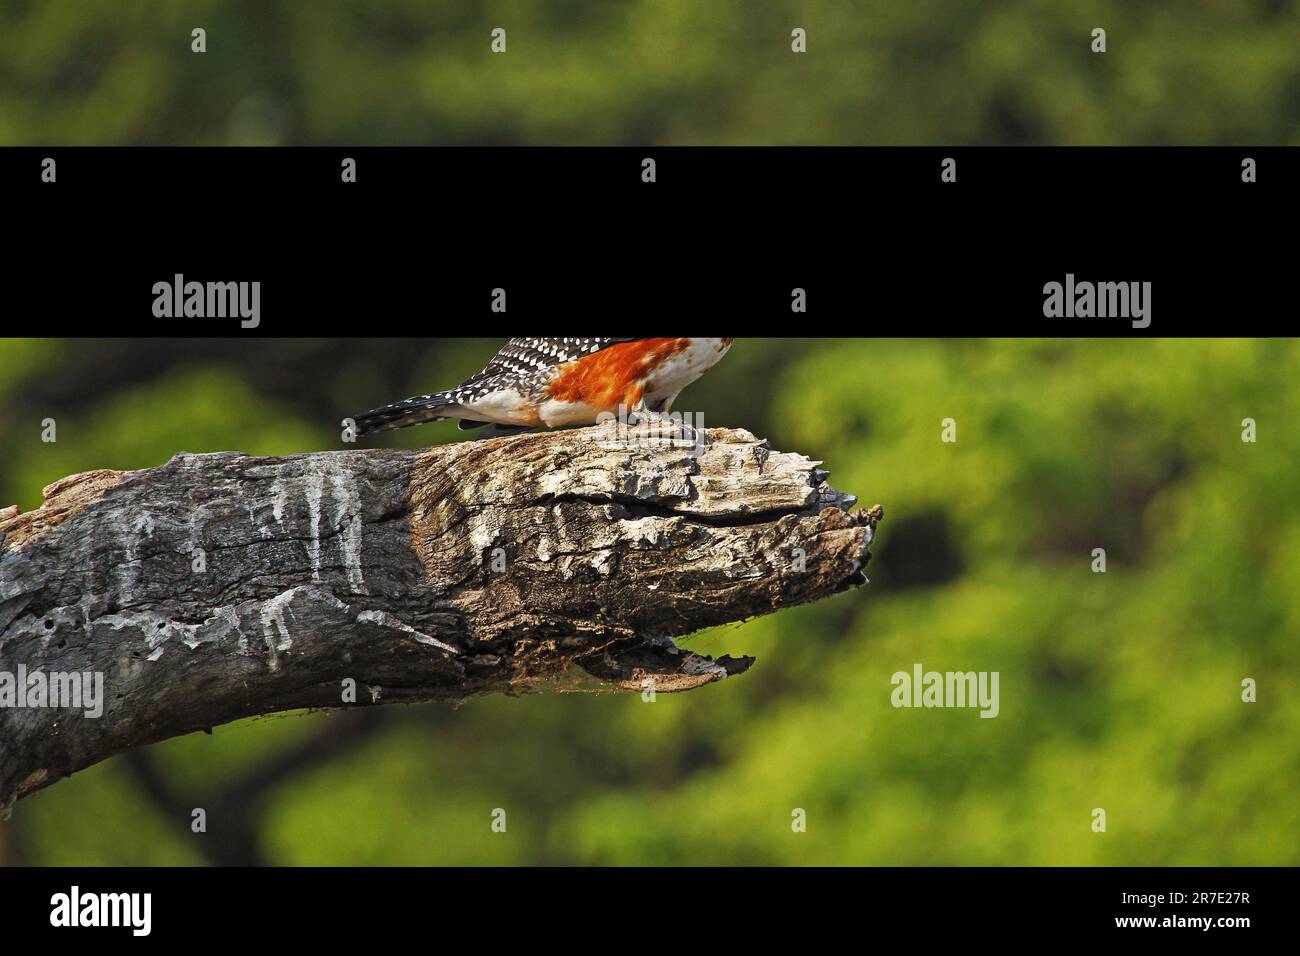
[0, 425, 881, 816]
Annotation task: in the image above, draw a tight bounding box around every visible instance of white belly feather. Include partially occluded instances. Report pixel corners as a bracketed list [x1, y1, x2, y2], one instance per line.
[641, 337, 732, 410]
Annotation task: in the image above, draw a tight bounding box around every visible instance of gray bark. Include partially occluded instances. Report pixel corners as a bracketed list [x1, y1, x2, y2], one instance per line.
[0, 425, 881, 816]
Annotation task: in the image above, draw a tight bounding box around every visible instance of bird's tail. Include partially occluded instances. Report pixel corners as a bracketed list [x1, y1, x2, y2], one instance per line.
[350, 390, 459, 436]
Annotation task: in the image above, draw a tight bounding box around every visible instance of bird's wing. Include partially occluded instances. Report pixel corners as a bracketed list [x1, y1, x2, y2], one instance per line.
[354, 338, 646, 436]
[458, 337, 644, 387]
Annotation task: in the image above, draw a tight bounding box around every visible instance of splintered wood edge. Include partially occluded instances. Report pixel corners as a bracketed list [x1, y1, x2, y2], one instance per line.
[1, 469, 131, 551]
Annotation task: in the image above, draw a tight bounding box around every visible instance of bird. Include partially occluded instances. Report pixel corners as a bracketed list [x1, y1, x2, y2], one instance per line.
[350, 337, 733, 438]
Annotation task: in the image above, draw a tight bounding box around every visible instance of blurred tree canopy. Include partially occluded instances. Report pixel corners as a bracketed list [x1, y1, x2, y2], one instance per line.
[0, 337, 1297, 865]
[3, 1, 1299, 145]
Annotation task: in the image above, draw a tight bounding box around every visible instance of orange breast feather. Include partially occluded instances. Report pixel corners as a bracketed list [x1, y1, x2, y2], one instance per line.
[546, 338, 690, 411]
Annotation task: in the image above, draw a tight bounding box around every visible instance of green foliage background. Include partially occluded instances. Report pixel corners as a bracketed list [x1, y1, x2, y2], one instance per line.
[3, 1, 1300, 145]
[0, 337, 1296, 865]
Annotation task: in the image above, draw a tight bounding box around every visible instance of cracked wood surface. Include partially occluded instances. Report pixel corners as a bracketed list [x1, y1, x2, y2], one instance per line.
[0, 425, 881, 815]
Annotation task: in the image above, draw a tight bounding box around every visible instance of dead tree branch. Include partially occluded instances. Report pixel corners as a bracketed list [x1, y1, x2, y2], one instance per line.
[0, 426, 881, 815]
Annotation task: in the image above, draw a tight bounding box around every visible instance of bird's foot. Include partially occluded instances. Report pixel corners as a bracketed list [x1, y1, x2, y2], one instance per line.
[624, 409, 705, 449]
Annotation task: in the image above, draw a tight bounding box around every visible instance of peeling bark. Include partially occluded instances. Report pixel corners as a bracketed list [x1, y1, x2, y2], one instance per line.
[0, 425, 881, 815]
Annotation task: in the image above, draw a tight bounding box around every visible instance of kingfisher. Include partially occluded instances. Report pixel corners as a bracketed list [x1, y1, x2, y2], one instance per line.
[351, 337, 733, 438]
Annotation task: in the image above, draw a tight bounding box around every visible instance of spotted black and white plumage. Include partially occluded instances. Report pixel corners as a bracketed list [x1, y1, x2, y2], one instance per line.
[352, 338, 636, 435]
[351, 337, 732, 437]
